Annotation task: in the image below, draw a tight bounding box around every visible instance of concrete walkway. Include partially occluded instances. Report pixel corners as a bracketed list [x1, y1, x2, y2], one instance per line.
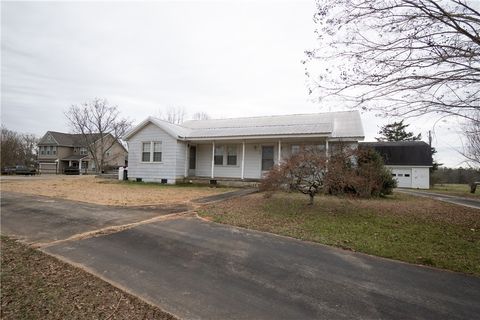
[397, 189, 480, 210]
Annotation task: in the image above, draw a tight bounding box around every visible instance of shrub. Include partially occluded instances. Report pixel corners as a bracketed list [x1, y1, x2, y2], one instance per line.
[260, 148, 327, 205]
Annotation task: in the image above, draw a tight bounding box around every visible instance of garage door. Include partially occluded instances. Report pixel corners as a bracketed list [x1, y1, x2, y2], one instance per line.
[391, 168, 412, 188]
[39, 163, 57, 174]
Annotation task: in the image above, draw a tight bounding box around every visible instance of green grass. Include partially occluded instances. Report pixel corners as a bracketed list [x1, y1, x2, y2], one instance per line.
[431, 183, 479, 198]
[200, 192, 480, 275]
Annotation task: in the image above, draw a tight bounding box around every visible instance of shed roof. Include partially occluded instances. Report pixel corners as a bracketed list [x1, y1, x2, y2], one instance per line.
[124, 110, 364, 140]
[360, 141, 433, 166]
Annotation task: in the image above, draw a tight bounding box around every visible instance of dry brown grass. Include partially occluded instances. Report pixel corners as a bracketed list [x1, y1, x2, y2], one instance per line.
[1, 236, 176, 320]
[0, 176, 231, 206]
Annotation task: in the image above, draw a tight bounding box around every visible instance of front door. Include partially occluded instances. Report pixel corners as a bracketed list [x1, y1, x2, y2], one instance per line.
[261, 146, 274, 172]
[188, 146, 196, 176]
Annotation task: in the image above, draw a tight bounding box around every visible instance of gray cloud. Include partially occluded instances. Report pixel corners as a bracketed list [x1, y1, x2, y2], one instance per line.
[1, 1, 465, 167]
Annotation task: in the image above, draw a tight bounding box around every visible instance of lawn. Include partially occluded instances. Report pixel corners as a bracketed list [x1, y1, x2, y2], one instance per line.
[0, 236, 176, 320]
[0, 175, 233, 206]
[199, 192, 480, 276]
[431, 183, 480, 198]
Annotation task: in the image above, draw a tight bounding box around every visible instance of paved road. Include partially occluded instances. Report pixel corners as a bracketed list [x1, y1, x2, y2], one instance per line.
[397, 189, 480, 209]
[45, 217, 480, 320]
[0, 192, 190, 243]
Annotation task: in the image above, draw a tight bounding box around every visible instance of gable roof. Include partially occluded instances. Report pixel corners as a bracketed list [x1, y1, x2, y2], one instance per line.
[360, 141, 433, 166]
[124, 111, 364, 140]
[39, 131, 104, 147]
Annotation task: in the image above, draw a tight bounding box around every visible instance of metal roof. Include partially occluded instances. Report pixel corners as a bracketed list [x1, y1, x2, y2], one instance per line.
[125, 111, 364, 140]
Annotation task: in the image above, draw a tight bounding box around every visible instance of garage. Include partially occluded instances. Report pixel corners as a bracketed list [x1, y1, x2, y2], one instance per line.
[39, 162, 57, 174]
[360, 141, 433, 189]
[390, 168, 412, 188]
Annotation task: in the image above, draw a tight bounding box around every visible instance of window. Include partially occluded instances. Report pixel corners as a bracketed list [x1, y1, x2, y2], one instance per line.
[106, 150, 111, 157]
[262, 146, 274, 171]
[40, 146, 45, 155]
[391, 173, 396, 177]
[227, 145, 237, 165]
[46, 146, 50, 155]
[142, 141, 162, 162]
[80, 147, 88, 155]
[52, 146, 57, 155]
[153, 142, 162, 162]
[291, 145, 300, 155]
[214, 145, 224, 165]
[398, 173, 404, 177]
[405, 174, 410, 177]
[142, 142, 151, 162]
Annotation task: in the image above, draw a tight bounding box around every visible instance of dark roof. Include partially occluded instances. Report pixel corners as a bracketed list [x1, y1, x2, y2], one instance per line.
[38, 131, 102, 147]
[360, 141, 433, 166]
[62, 154, 88, 161]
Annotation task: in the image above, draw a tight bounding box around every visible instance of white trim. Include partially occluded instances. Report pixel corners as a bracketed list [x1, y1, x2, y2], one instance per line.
[241, 141, 245, 180]
[184, 143, 188, 178]
[386, 165, 432, 168]
[211, 141, 215, 179]
[278, 140, 282, 164]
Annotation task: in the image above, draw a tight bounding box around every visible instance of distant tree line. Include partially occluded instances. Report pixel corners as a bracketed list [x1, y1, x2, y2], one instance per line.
[1, 127, 38, 169]
[432, 167, 480, 185]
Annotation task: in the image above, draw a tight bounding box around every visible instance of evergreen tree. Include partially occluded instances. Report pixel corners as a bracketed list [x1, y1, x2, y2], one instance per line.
[376, 120, 421, 142]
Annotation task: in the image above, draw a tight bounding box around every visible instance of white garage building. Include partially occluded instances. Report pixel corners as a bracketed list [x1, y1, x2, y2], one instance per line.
[360, 141, 433, 189]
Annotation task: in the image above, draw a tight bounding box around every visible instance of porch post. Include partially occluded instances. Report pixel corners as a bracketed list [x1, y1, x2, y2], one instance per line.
[211, 141, 215, 179]
[325, 138, 329, 157]
[278, 140, 282, 164]
[79, 159, 82, 175]
[69, 160, 72, 167]
[241, 141, 245, 180]
[184, 143, 188, 178]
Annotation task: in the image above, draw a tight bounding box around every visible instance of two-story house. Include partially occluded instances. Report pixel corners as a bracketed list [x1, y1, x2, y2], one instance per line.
[37, 131, 128, 174]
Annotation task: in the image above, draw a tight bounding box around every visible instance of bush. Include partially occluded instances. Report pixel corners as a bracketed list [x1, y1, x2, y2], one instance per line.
[261, 145, 396, 203]
[326, 147, 396, 197]
[260, 148, 327, 204]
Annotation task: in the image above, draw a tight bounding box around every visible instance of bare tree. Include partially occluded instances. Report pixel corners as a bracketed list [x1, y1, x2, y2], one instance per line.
[261, 148, 327, 205]
[159, 106, 186, 124]
[304, 0, 480, 122]
[462, 110, 480, 166]
[192, 112, 211, 120]
[65, 98, 132, 173]
[1, 127, 38, 168]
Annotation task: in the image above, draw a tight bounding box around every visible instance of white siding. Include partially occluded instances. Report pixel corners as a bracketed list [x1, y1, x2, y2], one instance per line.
[127, 123, 178, 184]
[196, 143, 262, 179]
[388, 166, 430, 189]
[175, 142, 187, 178]
[412, 167, 430, 189]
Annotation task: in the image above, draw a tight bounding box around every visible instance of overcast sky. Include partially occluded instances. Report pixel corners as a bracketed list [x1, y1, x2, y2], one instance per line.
[1, 0, 466, 167]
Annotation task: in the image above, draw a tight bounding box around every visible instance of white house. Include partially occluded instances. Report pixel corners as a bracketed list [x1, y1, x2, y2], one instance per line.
[123, 111, 365, 185]
[360, 141, 433, 189]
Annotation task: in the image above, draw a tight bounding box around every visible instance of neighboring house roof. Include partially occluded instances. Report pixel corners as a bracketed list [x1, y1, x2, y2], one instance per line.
[360, 141, 433, 166]
[124, 111, 364, 140]
[38, 131, 103, 147]
[62, 154, 88, 161]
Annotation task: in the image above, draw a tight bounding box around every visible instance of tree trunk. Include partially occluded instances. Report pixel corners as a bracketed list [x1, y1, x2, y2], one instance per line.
[308, 193, 314, 205]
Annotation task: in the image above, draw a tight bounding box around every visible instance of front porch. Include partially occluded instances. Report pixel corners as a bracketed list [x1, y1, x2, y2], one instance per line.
[183, 176, 261, 188]
[183, 137, 333, 181]
[61, 155, 90, 174]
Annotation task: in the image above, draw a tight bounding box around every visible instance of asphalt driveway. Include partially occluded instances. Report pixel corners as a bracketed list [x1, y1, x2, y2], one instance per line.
[397, 189, 480, 209]
[44, 217, 480, 320]
[0, 191, 190, 244]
